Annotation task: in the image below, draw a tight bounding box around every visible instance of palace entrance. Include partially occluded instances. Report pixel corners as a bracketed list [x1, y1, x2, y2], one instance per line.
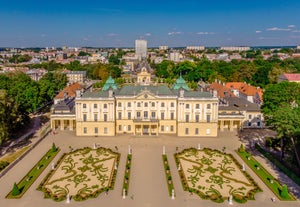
[133, 122, 158, 136]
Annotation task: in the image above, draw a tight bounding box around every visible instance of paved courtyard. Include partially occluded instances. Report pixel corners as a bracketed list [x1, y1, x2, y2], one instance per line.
[0, 130, 299, 207]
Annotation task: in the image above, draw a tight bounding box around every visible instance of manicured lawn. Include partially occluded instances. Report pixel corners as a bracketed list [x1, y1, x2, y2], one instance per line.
[122, 154, 132, 196]
[6, 145, 59, 199]
[38, 147, 119, 202]
[175, 148, 261, 203]
[162, 154, 175, 197]
[236, 146, 295, 201]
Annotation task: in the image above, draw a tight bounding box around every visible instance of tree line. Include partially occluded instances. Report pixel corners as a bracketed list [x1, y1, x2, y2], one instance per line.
[0, 72, 67, 144]
[153, 57, 300, 88]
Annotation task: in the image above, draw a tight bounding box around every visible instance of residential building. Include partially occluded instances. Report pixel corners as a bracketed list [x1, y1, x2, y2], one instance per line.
[220, 46, 250, 52]
[135, 39, 147, 60]
[278, 73, 300, 83]
[186, 46, 205, 51]
[159, 46, 168, 50]
[65, 71, 87, 83]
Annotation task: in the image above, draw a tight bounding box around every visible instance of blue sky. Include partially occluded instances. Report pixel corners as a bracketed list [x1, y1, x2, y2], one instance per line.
[1, 0, 300, 47]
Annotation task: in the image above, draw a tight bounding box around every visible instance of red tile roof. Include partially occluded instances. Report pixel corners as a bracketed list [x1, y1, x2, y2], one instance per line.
[208, 82, 236, 98]
[226, 82, 263, 100]
[282, 73, 300, 81]
[55, 82, 82, 99]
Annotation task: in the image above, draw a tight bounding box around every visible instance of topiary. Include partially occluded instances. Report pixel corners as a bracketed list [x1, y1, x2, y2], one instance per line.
[12, 182, 20, 196]
[238, 144, 245, 152]
[281, 184, 289, 199]
[52, 143, 57, 152]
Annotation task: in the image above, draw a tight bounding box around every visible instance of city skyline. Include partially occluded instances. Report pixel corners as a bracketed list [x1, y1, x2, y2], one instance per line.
[1, 0, 300, 47]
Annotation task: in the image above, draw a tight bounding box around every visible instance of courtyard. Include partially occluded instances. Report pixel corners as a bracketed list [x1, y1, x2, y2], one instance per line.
[0, 130, 299, 207]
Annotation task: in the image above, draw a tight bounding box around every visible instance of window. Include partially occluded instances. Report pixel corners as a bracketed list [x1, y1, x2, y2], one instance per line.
[118, 102, 122, 107]
[119, 125, 122, 131]
[128, 112, 131, 119]
[195, 128, 199, 135]
[161, 112, 165, 120]
[248, 114, 252, 119]
[144, 111, 148, 119]
[171, 102, 174, 107]
[171, 112, 174, 120]
[94, 114, 98, 122]
[137, 102, 141, 107]
[207, 104, 211, 109]
[161, 125, 164, 132]
[186, 104, 190, 109]
[185, 115, 189, 122]
[248, 122, 252, 126]
[144, 102, 148, 107]
[83, 114, 87, 122]
[161, 102, 165, 107]
[118, 112, 122, 119]
[170, 125, 174, 132]
[104, 114, 107, 121]
[95, 127, 98, 134]
[137, 112, 141, 119]
[104, 127, 108, 134]
[151, 102, 155, 107]
[195, 114, 199, 122]
[206, 115, 211, 123]
[196, 104, 200, 109]
[257, 122, 261, 127]
[83, 127, 87, 134]
[83, 103, 86, 109]
[127, 102, 131, 107]
[128, 125, 131, 131]
[94, 104, 97, 109]
[185, 128, 189, 135]
[151, 112, 156, 119]
[104, 104, 107, 109]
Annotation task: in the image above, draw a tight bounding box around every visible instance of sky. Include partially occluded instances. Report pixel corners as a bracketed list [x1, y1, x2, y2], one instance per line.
[0, 0, 300, 47]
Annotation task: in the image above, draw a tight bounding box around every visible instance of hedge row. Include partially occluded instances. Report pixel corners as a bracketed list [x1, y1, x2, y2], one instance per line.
[162, 154, 175, 197]
[122, 154, 132, 196]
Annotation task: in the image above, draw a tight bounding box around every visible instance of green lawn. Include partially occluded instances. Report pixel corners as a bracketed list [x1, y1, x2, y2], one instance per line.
[236, 147, 295, 201]
[6, 145, 59, 199]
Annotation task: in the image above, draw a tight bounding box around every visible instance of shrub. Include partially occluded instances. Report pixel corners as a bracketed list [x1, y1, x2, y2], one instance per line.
[0, 161, 9, 171]
[238, 144, 245, 152]
[52, 143, 57, 152]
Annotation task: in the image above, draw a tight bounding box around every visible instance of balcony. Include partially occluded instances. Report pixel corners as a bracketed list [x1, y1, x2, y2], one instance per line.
[133, 117, 158, 123]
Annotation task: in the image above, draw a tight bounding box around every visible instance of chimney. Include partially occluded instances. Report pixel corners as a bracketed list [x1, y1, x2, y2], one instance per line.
[213, 90, 217, 98]
[75, 90, 81, 98]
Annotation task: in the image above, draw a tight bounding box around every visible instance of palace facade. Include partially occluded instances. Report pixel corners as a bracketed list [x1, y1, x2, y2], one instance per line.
[51, 63, 264, 137]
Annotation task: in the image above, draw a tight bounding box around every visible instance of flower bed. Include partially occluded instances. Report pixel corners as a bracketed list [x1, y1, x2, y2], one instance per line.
[162, 154, 175, 197]
[122, 154, 132, 196]
[175, 147, 261, 203]
[6, 144, 59, 199]
[236, 145, 295, 201]
[37, 147, 120, 202]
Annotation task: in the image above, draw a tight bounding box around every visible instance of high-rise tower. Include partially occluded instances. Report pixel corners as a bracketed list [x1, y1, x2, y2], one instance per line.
[135, 39, 147, 60]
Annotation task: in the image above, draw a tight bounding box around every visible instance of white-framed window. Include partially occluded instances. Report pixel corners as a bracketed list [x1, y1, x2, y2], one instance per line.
[104, 104, 107, 109]
[161, 112, 165, 120]
[94, 127, 98, 134]
[104, 114, 107, 121]
[195, 114, 199, 122]
[119, 125, 122, 131]
[83, 114, 87, 122]
[161, 102, 165, 107]
[170, 125, 174, 132]
[94, 114, 98, 121]
[151, 102, 155, 107]
[185, 128, 189, 135]
[186, 104, 190, 109]
[195, 104, 200, 109]
[185, 115, 189, 122]
[195, 128, 199, 135]
[171, 112, 174, 120]
[83, 127, 87, 134]
[128, 125, 131, 131]
[127, 102, 131, 107]
[104, 127, 108, 134]
[207, 104, 211, 109]
[118, 102, 122, 107]
[128, 112, 131, 119]
[206, 115, 211, 123]
[83, 103, 87, 108]
[94, 104, 97, 109]
[171, 102, 174, 107]
[161, 125, 164, 132]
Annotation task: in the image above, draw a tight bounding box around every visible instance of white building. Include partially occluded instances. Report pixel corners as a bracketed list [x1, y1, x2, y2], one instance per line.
[169, 52, 180, 62]
[186, 46, 205, 51]
[159, 46, 168, 50]
[220, 46, 250, 52]
[135, 39, 147, 60]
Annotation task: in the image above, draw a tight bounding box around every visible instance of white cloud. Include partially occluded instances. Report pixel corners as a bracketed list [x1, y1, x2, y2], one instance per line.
[144, 33, 151, 36]
[292, 30, 300, 33]
[197, 32, 215, 35]
[255, 30, 262, 33]
[107, 33, 119, 37]
[288, 25, 296, 28]
[258, 37, 279, 40]
[168, 31, 181, 35]
[267, 27, 291, 31]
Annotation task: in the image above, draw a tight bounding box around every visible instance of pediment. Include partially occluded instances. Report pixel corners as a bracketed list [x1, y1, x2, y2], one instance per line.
[136, 90, 156, 100]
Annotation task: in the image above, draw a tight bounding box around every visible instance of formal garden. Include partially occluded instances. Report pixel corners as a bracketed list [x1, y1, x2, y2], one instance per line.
[175, 147, 262, 203]
[37, 147, 120, 202]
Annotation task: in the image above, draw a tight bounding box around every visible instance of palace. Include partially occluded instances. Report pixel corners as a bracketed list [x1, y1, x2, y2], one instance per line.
[50, 62, 263, 137]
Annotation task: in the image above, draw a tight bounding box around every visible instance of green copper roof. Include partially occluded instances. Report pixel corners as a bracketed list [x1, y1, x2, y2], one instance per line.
[102, 75, 118, 91]
[173, 75, 190, 91]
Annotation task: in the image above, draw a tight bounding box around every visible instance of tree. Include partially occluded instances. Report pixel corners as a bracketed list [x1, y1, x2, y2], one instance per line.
[262, 82, 300, 171]
[108, 54, 120, 65]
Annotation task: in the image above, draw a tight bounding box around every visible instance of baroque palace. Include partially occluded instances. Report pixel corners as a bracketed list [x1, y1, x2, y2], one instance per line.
[50, 62, 263, 137]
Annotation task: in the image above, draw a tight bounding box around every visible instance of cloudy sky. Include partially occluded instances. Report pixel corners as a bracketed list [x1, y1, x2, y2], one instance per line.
[0, 0, 300, 47]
